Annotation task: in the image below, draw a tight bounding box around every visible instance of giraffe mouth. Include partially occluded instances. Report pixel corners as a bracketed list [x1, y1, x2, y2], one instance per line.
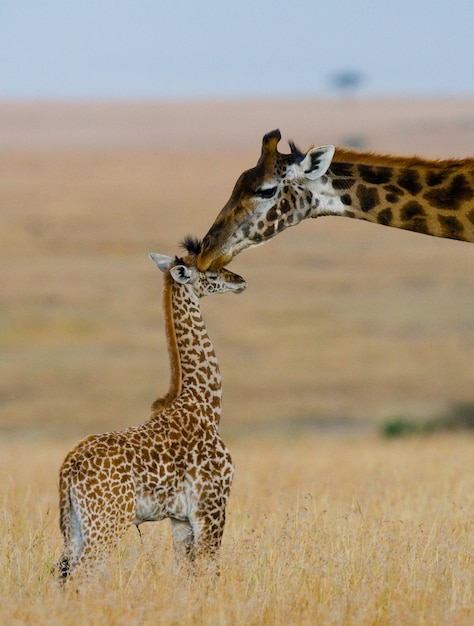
[232, 279, 247, 294]
[198, 249, 233, 272]
[198, 223, 236, 271]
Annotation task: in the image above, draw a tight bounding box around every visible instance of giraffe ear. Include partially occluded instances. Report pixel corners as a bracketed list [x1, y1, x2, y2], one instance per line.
[169, 264, 192, 284]
[149, 253, 174, 272]
[299, 145, 335, 180]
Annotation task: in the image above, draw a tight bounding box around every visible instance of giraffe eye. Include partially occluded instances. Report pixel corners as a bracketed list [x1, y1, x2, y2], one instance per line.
[256, 186, 277, 199]
[207, 273, 219, 281]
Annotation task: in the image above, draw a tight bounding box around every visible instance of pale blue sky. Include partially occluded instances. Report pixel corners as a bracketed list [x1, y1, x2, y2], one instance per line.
[1, 0, 474, 100]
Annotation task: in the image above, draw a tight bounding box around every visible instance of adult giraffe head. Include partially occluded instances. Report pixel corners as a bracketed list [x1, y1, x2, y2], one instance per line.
[197, 129, 335, 271]
[198, 129, 474, 271]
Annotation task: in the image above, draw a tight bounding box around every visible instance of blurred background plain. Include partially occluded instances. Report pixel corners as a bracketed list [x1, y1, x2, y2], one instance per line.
[1, 0, 474, 441]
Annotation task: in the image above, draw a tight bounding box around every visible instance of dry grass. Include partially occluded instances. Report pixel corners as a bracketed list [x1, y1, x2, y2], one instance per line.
[1, 99, 474, 623]
[0, 434, 473, 625]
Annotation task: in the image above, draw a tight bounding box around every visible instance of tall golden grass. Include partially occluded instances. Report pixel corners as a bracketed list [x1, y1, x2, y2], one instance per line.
[1, 434, 473, 625]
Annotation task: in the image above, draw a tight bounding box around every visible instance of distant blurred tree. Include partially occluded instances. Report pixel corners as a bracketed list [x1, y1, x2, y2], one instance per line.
[329, 70, 365, 96]
[329, 70, 366, 148]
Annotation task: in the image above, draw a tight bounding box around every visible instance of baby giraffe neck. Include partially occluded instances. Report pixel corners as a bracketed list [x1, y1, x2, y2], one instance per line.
[151, 273, 222, 423]
[150, 273, 182, 414]
[172, 280, 222, 421]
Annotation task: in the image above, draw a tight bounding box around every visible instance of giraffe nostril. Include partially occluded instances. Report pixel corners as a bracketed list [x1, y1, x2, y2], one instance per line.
[201, 236, 210, 252]
[234, 279, 247, 293]
[202, 229, 219, 250]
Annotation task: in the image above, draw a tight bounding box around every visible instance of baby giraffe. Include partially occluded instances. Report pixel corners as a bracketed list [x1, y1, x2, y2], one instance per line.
[57, 237, 246, 581]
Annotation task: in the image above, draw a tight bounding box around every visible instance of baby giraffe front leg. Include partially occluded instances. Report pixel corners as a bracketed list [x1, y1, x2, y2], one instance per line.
[170, 518, 195, 560]
[191, 501, 229, 557]
[170, 516, 223, 578]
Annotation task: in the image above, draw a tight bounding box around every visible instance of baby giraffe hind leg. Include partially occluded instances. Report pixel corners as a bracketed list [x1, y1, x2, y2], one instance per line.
[61, 480, 135, 582]
[66, 513, 132, 583]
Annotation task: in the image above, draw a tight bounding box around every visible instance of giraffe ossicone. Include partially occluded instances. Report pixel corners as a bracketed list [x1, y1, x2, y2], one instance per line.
[57, 237, 246, 582]
[197, 129, 474, 271]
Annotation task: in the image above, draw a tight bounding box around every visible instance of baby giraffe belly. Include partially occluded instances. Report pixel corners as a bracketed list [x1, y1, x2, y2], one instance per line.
[134, 484, 188, 524]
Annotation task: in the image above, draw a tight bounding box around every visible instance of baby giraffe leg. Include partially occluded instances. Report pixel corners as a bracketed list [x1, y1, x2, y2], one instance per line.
[189, 509, 228, 577]
[65, 517, 131, 582]
[170, 518, 195, 561]
[59, 475, 135, 582]
[194, 514, 227, 557]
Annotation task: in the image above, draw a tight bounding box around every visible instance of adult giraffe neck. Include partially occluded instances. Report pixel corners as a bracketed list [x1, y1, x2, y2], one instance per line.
[317, 149, 474, 242]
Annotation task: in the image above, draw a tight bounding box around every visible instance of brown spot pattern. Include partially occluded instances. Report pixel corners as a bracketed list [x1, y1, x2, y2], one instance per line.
[423, 174, 474, 210]
[358, 165, 392, 185]
[397, 168, 423, 195]
[357, 185, 380, 212]
[400, 201, 426, 222]
[377, 208, 393, 225]
[438, 215, 464, 239]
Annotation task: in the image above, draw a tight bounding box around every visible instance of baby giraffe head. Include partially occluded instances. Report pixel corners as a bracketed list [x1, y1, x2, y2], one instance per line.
[149, 236, 247, 298]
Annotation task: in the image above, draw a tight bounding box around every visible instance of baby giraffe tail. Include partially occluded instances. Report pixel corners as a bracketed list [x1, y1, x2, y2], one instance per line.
[57, 463, 80, 582]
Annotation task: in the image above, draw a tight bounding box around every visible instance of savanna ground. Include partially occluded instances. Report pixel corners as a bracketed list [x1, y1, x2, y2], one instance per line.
[1, 99, 473, 624]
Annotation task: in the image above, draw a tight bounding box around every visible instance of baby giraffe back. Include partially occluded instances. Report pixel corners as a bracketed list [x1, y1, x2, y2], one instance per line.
[57, 240, 246, 581]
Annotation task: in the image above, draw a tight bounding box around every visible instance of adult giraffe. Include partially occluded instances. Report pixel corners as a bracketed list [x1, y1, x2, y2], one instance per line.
[197, 129, 474, 271]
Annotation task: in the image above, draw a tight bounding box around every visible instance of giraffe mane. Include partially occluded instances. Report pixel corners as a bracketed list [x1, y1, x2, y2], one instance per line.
[333, 147, 474, 168]
[180, 235, 202, 255]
